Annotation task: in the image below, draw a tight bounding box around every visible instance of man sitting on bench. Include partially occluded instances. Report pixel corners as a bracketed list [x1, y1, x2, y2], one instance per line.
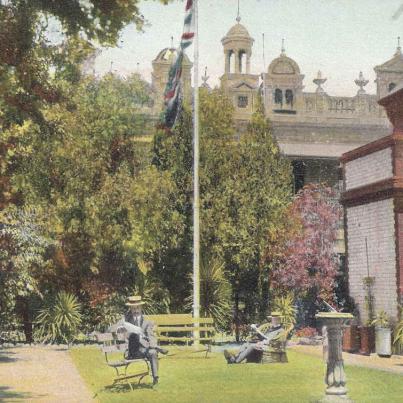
[224, 312, 284, 364]
[111, 295, 168, 385]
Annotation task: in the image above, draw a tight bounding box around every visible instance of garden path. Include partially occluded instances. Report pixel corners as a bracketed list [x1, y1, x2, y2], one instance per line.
[0, 345, 95, 402]
[290, 344, 403, 375]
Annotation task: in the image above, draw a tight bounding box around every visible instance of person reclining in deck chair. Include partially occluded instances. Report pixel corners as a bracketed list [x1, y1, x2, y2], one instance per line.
[224, 312, 285, 364]
[109, 295, 168, 385]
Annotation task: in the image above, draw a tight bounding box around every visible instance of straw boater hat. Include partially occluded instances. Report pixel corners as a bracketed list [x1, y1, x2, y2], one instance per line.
[267, 311, 283, 319]
[267, 311, 283, 323]
[125, 295, 145, 307]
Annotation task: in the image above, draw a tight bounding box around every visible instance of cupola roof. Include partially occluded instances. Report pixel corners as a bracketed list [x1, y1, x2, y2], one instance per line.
[153, 48, 192, 65]
[374, 38, 403, 73]
[225, 22, 251, 39]
[268, 52, 301, 75]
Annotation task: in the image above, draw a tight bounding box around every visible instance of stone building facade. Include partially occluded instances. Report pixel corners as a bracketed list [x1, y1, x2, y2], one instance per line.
[218, 19, 403, 192]
[149, 18, 403, 193]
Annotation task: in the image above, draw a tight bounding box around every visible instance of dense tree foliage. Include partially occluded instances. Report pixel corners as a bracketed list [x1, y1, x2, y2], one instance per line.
[271, 184, 341, 298]
[209, 98, 294, 329]
[0, 2, 341, 338]
[151, 91, 294, 331]
[0, 1, 175, 334]
[270, 183, 342, 326]
[1, 73, 172, 333]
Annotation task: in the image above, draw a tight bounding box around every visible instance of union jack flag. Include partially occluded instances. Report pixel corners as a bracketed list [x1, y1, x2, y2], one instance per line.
[163, 0, 195, 129]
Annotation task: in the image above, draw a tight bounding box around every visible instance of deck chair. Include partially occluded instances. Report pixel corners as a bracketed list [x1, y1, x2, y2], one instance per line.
[246, 324, 293, 364]
[96, 333, 150, 391]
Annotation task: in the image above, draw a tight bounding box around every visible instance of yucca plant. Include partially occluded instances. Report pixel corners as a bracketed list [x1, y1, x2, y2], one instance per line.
[272, 293, 297, 330]
[371, 310, 390, 328]
[186, 255, 232, 332]
[35, 292, 82, 346]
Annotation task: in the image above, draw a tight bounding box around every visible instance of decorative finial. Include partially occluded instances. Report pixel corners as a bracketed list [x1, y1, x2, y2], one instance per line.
[236, 0, 241, 22]
[281, 38, 285, 55]
[354, 71, 369, 95]
[396, 36, 402, 56]
[313, 70, 327, 94]
[170, 36, 174, 49]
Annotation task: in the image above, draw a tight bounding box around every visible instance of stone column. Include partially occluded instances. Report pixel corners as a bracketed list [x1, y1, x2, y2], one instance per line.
[224, 51, 230, 74]
[234, 49, 240, 74]
[246, 51, 251, 74]
[315, 312, 353, 401]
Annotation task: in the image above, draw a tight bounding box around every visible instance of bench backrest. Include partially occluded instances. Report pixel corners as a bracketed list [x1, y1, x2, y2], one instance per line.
[95, 332, 128, 354]
[146, 314, 214, 325]
[144, 314, 215, 343]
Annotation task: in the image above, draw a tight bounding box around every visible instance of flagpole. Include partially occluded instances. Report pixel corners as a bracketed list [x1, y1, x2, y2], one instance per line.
[192, 0, 200, 348]
[262, 33, 266, 107]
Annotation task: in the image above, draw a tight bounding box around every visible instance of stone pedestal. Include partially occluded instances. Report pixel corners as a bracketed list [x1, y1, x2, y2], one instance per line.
[316, 312, 354, 401]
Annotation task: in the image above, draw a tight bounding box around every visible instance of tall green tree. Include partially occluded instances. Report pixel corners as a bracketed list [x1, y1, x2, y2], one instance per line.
[151, 109, 194, 309]
[151, 91, 294, 330]
[150, 89, 236, 311]
[210, 97, 294, 330]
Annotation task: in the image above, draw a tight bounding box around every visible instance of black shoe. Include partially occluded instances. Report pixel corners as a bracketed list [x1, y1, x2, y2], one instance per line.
[158, 348, 169, 355]
[153, 377, 159, 385]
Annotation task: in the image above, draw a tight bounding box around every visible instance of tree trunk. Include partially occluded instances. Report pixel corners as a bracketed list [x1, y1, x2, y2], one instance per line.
[16, 297, 33, 343]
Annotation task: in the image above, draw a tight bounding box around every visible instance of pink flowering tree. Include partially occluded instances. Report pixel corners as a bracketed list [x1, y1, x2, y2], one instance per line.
[271, 183, 342, 302]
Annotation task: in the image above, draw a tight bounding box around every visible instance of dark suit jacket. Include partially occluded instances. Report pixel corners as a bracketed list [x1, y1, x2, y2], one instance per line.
[124, 312, 157, 350]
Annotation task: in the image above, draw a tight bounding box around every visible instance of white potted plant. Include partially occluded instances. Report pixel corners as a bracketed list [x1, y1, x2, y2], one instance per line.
[371, 310, 392, 357]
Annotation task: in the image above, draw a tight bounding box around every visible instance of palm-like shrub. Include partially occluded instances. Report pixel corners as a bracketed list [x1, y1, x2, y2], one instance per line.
[273, 293, 297, 330]
[371, 310, 390, 328]
[393, 320, 403, 354]
[35, 292, 82, 345]
[186, 256, 232, 332]
[133, 275, 171, 315]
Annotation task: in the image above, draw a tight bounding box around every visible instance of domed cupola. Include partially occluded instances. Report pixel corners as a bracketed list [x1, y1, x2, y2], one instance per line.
[262, 40, 305, 115]
[153, 47, 192, 67]
[221, 15, 254, 75]
[268, 52, 301, 76]
[219, 13, 259, 121]
[151, 46, 192, 112]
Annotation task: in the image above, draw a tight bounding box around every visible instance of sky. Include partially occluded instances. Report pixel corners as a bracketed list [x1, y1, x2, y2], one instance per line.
[94, 0, 403, 97]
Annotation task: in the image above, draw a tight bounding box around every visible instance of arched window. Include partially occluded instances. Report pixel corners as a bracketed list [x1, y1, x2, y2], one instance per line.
[389, 82, 397, 92]
[238, 50, 247, 73]
[285, 89, 294, 107]
[274, 89, 283, 105]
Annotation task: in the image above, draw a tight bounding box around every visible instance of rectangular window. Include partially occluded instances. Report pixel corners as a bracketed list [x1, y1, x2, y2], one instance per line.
[238, 95, 248, 108]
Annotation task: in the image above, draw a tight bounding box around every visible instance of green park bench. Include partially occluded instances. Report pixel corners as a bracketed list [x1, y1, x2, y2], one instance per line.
[145, 314, 215, 357]
[95, 332, 150, 391]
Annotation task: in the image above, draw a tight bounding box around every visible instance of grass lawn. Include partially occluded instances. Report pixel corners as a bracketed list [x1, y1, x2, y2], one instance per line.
[70, 347, 403, 403]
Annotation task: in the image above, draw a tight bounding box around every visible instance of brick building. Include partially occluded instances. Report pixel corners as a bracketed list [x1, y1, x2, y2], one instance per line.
[341, 86, 403, 321]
